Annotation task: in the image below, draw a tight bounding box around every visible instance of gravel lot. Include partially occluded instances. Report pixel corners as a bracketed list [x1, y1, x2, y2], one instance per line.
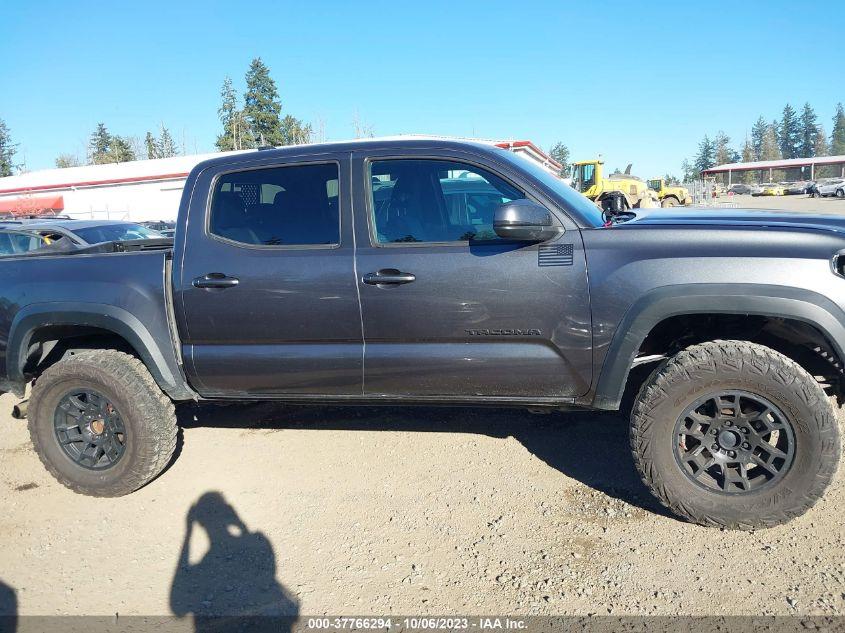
[1, 393, 843, 618]
[1, 196, 845, 619]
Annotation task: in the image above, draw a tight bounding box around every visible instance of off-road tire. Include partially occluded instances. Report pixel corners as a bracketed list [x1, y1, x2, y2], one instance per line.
[661, 197, 678, 207]
[630, 340, 841, 529]
[28, 350, 177, 497]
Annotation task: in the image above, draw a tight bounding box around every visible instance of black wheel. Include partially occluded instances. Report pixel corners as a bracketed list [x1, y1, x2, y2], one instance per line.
[630, 340, 841, 529]
[28, 350, 177, 497]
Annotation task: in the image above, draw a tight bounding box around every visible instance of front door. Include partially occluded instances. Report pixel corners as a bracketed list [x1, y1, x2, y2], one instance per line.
[177, 154, 363, 397]
[352, 151, 592, 401]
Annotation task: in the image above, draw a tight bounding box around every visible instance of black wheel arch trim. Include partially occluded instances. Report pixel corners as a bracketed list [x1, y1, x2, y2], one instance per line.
[6, 302, 195, 400]
[590, 283, 845, 410]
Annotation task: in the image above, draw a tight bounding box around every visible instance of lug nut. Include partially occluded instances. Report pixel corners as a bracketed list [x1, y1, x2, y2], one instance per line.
[725, 420, 733, 427]
[742, 442, 751, 450]
[728, 451, 736, 458]
[711, 444, 719, 451]
[710, 428, 718, 435]
[741, 427, 749, 434]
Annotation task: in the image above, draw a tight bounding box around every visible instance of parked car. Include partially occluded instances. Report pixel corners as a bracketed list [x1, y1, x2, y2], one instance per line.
[784, 181, 810, 195]
[0, 228, 54, 256]
[1, 138, 842, 530]
[817, 179, 845, 198]
[727, 183, 753, 195]
[0, 219, 166, 247]
[752, 183, 785, 196]
[140, 220, 176, 232]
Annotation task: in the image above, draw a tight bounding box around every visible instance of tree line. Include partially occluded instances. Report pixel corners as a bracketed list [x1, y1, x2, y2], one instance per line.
[683, 102, 845, 182]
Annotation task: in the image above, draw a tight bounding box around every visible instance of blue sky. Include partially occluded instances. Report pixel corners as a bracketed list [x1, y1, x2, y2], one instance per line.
[1, 0, 843, 176]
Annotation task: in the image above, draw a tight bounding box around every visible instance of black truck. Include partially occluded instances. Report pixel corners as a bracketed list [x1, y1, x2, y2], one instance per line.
[1, 139, 842, 529]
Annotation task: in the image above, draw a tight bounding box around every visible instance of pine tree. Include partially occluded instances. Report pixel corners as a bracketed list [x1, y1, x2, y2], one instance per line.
[158, 125, 177, 157]
[280, 114, 312, 146]
[89, 123, 112, 164]
[751, 116, 767, 161]
[243, 58, 283, 147]
[739, 137, 754, 183]
[548, 142, 570, 177]
[108, 136, 135, 163]
[814, 124, 829, 157]
[778, 104, 801, 159]
[799, 103, 818, 158]
[832, 103, 845, 156]
[714, 131, 735, 166]
[681, 159, 696, 182]
[145, 132, 159, 159]
[0, 118, 17, 176]
[693, 135, 716, 173]
[760, 124, 781, 161]
[216, 76, 249, 151]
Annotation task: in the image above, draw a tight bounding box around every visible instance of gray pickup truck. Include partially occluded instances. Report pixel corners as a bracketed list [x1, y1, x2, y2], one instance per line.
[1, 139, 842, 529]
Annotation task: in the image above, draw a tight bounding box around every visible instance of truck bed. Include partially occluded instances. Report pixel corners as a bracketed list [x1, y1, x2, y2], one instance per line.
[0, 246, 188, 399]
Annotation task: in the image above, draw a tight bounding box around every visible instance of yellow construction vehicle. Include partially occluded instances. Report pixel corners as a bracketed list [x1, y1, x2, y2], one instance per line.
[570, 159, 658, 209]
[646, 178, 692, 207]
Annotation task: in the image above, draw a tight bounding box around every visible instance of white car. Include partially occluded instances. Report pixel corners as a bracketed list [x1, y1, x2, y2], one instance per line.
[817, 179, 845, 198]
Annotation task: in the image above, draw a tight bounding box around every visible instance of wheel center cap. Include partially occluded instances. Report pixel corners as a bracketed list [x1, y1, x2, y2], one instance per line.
[90, 419, 105, 435]
[718, 429, 740, 449]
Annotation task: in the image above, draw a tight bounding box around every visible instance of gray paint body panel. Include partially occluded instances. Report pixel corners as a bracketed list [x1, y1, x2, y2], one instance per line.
[2, 139, 845, 409]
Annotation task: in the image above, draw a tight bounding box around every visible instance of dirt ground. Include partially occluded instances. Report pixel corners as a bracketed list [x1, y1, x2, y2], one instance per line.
[700, 193, 845, 213]
[1, 393, 843, 618]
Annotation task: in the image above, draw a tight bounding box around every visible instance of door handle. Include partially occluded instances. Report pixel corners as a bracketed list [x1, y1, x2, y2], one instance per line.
[193, 273, 240, 288]
[362, 270, 416, 285]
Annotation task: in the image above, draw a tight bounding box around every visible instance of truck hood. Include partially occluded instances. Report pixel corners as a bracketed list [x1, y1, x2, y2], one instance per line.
[624, 208, 845, 236]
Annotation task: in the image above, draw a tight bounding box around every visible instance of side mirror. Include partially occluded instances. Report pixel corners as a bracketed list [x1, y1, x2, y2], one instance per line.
[493, 199, 562, 242]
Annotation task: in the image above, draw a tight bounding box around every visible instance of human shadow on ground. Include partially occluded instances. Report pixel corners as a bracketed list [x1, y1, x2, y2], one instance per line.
[170, 491, 299, 633]
[176, 402, 671, 519]
[0, 579, 16, 633]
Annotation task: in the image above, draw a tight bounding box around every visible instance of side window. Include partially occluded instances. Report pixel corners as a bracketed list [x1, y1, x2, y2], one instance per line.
[209, 162, 340, 246]
[369, 159, 525, 244]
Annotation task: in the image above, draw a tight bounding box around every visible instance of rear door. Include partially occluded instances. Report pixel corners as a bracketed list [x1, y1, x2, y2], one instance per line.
[176, 153, 363, 397]
[352, 149, 592, 401]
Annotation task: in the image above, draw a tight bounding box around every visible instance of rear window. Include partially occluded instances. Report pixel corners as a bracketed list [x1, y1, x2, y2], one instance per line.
[209, 163, 340, 246]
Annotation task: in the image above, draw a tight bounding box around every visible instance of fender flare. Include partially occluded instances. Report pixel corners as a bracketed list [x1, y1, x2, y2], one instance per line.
[6, 302, 194, 400]
[591, 283, 845, 409]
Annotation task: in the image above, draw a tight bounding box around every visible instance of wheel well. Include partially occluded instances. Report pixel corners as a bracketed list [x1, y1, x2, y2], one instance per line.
[22, 325, 141, 381]
[621, 314, 845, 411]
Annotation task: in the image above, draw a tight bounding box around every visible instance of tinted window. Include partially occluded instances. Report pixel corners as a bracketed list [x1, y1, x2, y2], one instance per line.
[210, 163, 339, 246]
[0, 230, 46, 255]
[72, 223, 162, 244]
[370, 160, 523, 243]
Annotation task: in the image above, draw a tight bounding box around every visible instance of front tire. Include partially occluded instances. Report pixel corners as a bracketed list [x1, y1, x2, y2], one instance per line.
[836, 189, 844, 199]
[28, 350, 177, 497]
[630, 340, 840, 529]
[661, 197, 678, 207]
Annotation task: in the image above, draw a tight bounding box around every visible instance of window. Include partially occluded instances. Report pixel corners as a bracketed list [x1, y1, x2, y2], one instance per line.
[369, 159, 524, 244]
[210, 163, 340, 246]
[72, 223, 162, 244]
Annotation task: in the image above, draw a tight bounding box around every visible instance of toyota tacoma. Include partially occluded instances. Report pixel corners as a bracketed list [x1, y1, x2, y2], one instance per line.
[1, 139, 842, 529]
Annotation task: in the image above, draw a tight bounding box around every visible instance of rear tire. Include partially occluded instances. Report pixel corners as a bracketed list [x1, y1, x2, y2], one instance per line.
[28, 350, 177, 497]
[630, 340, 840, 529]
[661, 197, 678, 207]
[836, 189, 844, 199]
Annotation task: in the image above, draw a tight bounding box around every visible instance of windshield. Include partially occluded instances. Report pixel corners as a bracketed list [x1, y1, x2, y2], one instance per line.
[647, 179, 661, 191]
[72, 223, 163, 244]
[499, 152, 605, 227]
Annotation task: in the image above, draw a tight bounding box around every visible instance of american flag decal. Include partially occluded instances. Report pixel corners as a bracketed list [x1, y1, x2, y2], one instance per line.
[538, 243, 574, 267]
